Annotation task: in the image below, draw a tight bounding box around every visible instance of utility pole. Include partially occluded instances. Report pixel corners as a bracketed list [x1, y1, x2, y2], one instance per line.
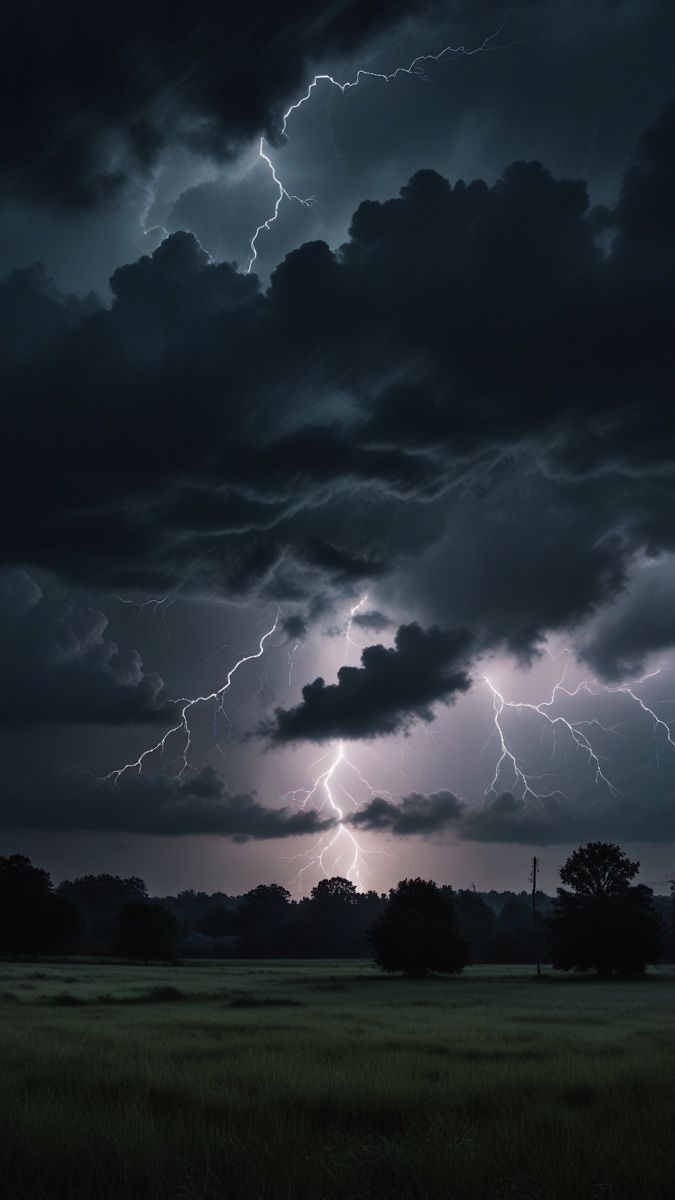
[531, 856, 541, 977]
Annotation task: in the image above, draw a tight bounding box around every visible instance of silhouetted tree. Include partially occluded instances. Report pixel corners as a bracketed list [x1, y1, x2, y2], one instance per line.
[0, 854, 82, 955]
[299, 876, 357, 955]
[453, 889, 497, 962]
[113, 901, 179, 962]
[162, 889, 236, 926]
[197, 905, 238, 938]
[548, 842, 663, 976]
[369, 878, 470, 978]
[58, 873, 147, 952]
[237, 884, 294, 956]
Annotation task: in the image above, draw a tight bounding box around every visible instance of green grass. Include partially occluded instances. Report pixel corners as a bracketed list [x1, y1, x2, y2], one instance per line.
[0, 961, 674, 1199]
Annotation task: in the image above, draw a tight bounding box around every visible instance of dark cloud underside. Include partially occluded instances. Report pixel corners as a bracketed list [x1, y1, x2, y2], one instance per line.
[0, 0, 439, 211]
[1, 105, 673, 688]
[0, 765, 335, 840]
[263, 624, 472, 742]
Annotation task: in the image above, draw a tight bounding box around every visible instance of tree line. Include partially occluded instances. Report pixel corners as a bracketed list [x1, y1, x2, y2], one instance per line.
[0, 843, 673, 976]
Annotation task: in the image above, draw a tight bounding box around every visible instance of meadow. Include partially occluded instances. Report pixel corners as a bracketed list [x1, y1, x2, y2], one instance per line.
[0, 960, 673, 1200]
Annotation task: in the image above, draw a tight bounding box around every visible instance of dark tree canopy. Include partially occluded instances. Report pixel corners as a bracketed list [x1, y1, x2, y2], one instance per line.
[113, 901, 179, 963]
[369, 878, 470, 978]
[490, 897, 542, 965]
[559, 842, 640, 897]
[237, 883, 293, 956]
[58, 873, 148, 952]
[453, 890, 497, 963]
[548, 843, 663, 977]
[310, 877, 358, 905]
[0, 854, 82, 955]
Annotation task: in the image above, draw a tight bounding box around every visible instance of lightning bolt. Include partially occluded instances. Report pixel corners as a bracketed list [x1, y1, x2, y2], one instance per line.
[281, 594, 394, 891]
[246, 28, 507, 272]
[482, 653, 675, 806]
[283, 739, 394, 892]
[574, 669, 675, 766]
[345, 593, 368, 648]
[247, 141, 316, 273]
[101, 610, 280, 783]
[483, 659, 621, 805]
[287, 640, 302, 688]
[115, 591, 176, 643]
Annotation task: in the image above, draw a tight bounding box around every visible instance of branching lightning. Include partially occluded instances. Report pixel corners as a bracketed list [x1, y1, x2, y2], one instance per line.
[247, 141, 316, 272]
[599, 669, 675, 765]
[115, 591, 177, 644]
[246, 29, 506, 272]
[101, 610, 280, 783]
[282, 739, 393, 891]
[282, 593, 393, 891]
[483, 652, 675, 806]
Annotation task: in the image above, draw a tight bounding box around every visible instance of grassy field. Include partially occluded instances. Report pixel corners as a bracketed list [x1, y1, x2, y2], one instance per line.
[0, 960, 674, 1200]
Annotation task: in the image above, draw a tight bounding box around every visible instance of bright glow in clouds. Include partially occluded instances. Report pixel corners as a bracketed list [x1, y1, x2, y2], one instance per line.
[246, 29, 507, 271]
[282, 740, 392, 890]
[99, 590, 675, 893]
[278, 594, 390, 890]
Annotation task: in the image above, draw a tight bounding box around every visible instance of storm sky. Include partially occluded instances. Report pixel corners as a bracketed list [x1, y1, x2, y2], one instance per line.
[2, 0, 674, 894]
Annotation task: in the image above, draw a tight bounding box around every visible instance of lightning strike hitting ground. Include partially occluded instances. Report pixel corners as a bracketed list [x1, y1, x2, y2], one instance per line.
[281, 595, 393, 891]
[246, 29, 506, 271]
[283, 739, 393, 892]
[101, 611, 280, 784]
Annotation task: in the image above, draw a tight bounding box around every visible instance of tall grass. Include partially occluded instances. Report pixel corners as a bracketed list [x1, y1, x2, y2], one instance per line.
[0, 961, 673, 1199]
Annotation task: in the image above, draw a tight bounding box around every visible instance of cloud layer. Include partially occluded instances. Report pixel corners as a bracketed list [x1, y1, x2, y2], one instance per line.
[2, 105, 674, 691]
[0, 764, 334, 840]
[347, 789, 465, 835]
[0, 0, 439, 211]
[263, 623, 472, 742]
[0, 570, 173, 725]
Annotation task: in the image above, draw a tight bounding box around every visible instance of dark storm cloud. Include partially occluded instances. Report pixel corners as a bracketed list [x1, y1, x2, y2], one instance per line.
[281, 615, 308, 641]
[343, 775, 675, 844]
[576, 557, 675, 681]
[347, 789, 465, 835]
[0, 765, 335, 839]
[262, 623, 472, 742]
[0, 0, 440, 211]
[0, 570, 174, 725]
[294, 540, 388, 583]
[458, 789, 675, 845]
[2, 105, 675, 674]
[352, 610, 393, 633]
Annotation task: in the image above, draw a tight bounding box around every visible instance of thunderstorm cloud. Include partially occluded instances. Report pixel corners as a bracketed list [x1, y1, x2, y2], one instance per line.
[2, 0, 675, 863]
[0, 766, 336, 840]
[347, 790, 466, 836]
[0, 569, 174, 725]
[262, 624, 473, 742]
[0, 0, 441, 211]
[0, 105, 673, 679]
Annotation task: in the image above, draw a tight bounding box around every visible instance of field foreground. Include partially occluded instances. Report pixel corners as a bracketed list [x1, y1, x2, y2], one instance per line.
[1, 960, 674, 1200]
